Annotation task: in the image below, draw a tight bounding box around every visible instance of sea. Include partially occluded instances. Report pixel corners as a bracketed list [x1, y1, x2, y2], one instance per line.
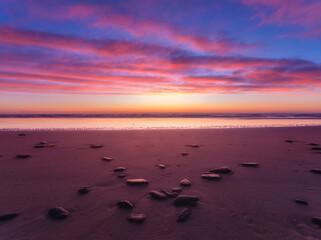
[0, 113, 321, 130]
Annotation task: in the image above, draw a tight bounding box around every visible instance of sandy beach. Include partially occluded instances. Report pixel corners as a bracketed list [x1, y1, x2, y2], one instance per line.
[0, 127, 321, 240]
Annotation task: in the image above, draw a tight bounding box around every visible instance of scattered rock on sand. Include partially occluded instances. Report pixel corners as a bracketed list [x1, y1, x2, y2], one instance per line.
[90, 144, 103, 148]
[117, 200, 134, 209]
[126, 179, 149, 186]
[0, 213, 19, 221]
[310, 169, 321, 174]
[241, 162, 260, 167]
[311, 217, 321, 227]
[174, 195, 199, 206]
[177, 207, 192, 222]
[210, 167, 232, 174]
[311, 147, 321, 151]
[201, 173, 221, 180]
[78, 186, 90, 194]
[102, 157, 113, 161]
[127, 214, 146, 223]
[114, 167, 126, 172]
[285, 140, 293, 143]
[48, 207, 69, 219]
[16, 154, 31, 159]
[149, 190, 168, 200]
[295, 199, 308, 205]
[180, 178, 192, 186]
[158, 164, 166, 169]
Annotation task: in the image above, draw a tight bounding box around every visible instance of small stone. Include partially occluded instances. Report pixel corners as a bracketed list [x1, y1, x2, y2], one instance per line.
[312, 217, 321, 227]
[311, 147, 321, 151]
[34, 145, 46, 148]
[40, 141, 48, 145]
[48, 207, 69, 219]
[114, 167, 126, 172]
[102, 157, 113, 161]
[149, 190, 168, 200]
[16, 154, 31, 159]
[308, 143, 319, 146]
[180, 178, 192, 186]
[285, 140, 293, 143]
[90, 144, 103, 148]
[177, 208, 192, 222]
[126, 179, 149, 186]
[241, 162, 259, 167]
[127, 214, 146, 223]
[181, 153, 189, 156]
[117, 200, 134, 209]
[158, 164, 166, 169]
[172, 187, 183, 193]
[201, 173, 221, 180]
[18, 133, 26, 136]
[174, 195, 199, 206]
[161, 190, 176, 198]
[0, 213, 19, 221]
[310, 169, 321, 174]
[78, 186, 90, 194]
[295, 199, 308, 205]
[118, 174, 126, 178]
[210, 167, 232, 174]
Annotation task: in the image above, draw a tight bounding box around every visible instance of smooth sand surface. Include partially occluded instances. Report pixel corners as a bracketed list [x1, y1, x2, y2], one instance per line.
[0, 127, 321, 240]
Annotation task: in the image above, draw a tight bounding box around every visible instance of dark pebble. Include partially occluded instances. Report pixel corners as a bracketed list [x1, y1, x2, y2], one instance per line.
[181, 153, 189, 156]
[34, 145, 46, 148]
[149, 190, 168, 200]
[180, 178, 191, 186]
[48, 207, 69, 219]
[310, 169, 321, 174]
[201, 173, 221, 180]
[78, 186, 90, 194]
[285, 140, 293, 143]
[308, 143, 319, 146]
[117, 200, 134, 209]
[241, 162, 259, 167]
[118, 174, 126, 178]
[0, 213, 19, 221]
[311, 147, 321, 151]
[210, 167, 232, 174]
[311, 217, 321, 227]
[114, 167, 126, 172]
[127, 214, 146, 223]
[177, 208, 191, 222]
[90, 144, 103, 148]
[295, 199, 308, 205]
[174, 195, 199, 206]
[102, 157, 113, 161]
[16, 154, 31, 159]
[126, 179, 149, 186]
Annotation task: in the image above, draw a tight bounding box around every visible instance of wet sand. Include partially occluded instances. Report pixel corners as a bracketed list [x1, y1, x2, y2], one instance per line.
[0, 127, 321, 239]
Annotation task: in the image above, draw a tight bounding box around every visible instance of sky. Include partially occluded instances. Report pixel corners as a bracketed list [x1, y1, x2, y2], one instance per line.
[0, 0, 320, 113]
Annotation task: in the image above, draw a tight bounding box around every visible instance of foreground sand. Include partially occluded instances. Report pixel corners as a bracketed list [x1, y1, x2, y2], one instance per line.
[0, 127, 321, 240]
